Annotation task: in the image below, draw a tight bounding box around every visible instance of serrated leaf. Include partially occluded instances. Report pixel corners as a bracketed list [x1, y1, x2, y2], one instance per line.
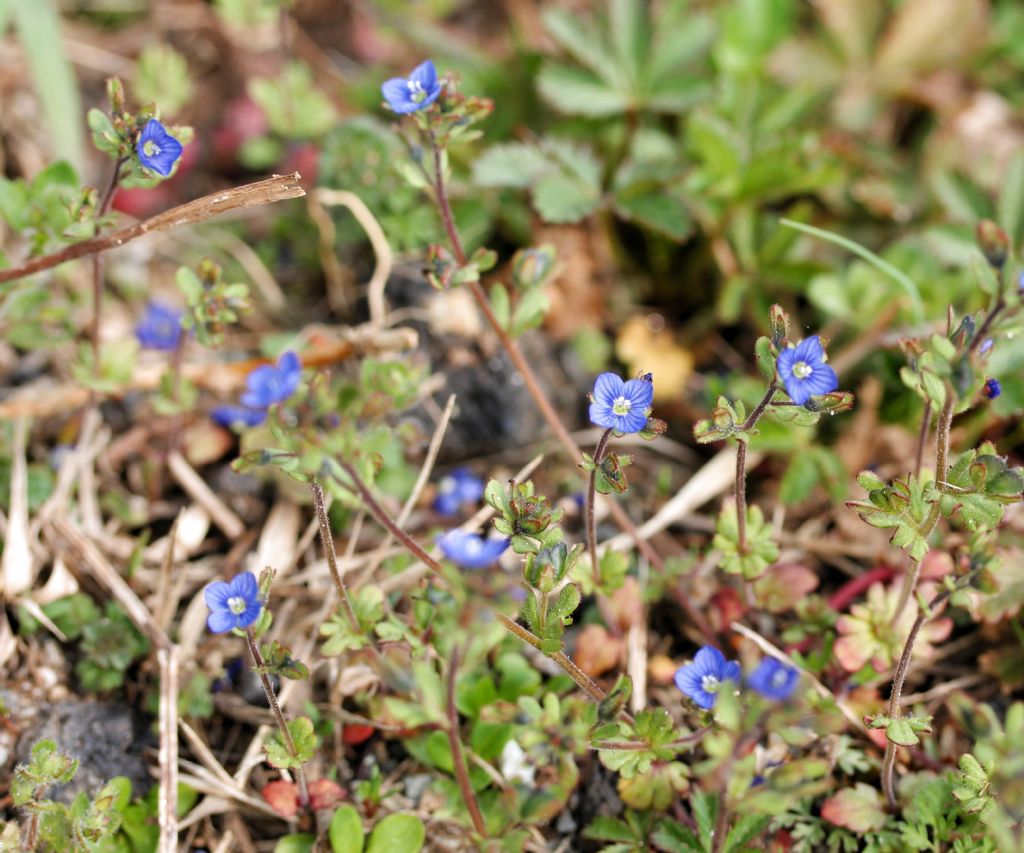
[472, 143, 552, 189]
[537, 63, 632, 117]
[531, 170, 602, 223]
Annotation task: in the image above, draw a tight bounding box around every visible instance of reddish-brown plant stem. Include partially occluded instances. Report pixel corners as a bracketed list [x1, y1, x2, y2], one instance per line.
[425, 138, 715, 643]
[585, 428, 614, 590]
[446, 646, 488, 837]
[328, 454, 633, 724]
[881, 387, 955, 807]
[310, 481, 361, 631]
[244, 627, 309, 806]
[735, 384, 777, 556]
[90, 156, 126, 367]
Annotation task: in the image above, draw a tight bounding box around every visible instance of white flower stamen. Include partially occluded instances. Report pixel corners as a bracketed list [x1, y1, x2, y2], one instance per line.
[700, 674, 720, 694]
[792, 361, 812, 379]
[611, 395, 632, 416]
[228, 595, 247, 615]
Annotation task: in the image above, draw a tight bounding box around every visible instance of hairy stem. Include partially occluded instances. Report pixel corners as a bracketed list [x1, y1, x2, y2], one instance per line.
[334, 448, 634, 724]
[90, 156, 126, 369]
[425, 137, 715, 643]
[586, 428, 614, 590]
[244, 627, 309, 806]
[735, 384, 776, 555]
[447, 646, 488, 837]
[913, 405, 932, 479]
[882, 388, 955, 806]
[310, 480, 361, 631]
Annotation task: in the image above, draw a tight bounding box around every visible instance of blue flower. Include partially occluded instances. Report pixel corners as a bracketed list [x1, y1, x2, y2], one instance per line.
[588, 372, 654, 434]
[433, 468, 485, 516]
[673, 646, 741, 710]
[775, 336, 838, 405]
[381, 60, 442, 114]
[211, 405, 267, 429]
[747, 658, 800, 701]
[135, 301, 183, 351]
[205, 571, 262, 633]
[137, 119, 184, 177]
[438, 530, 510, 569]
[979, 338, 994, 355]
[982, 378, 1002, 400]
[240, 351, 302, 409]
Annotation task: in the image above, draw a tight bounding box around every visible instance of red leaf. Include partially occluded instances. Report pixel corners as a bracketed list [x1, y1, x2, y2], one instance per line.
[262, 779, 299, 817]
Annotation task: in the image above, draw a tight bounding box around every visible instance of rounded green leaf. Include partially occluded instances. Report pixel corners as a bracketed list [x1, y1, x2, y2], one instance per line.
[366, 814, 425, 853]
[329, 805, 365, 853]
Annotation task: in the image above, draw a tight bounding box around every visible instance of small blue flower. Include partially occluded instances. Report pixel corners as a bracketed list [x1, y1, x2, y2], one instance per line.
[240, 351, 302, 409]
[747, 658, 800, 701]
[775, 336, 838, 405]
[588, 372, 654, 434]
[982, 378, 1002, 400]
[137, 119, 184, 177]
[211, 405, 267, 429]
[433, 468, 485, 516]
[979, 338, 994, 356]
[135, 301, 183, 351]
[438, 530, 510, 569]
[381, 60, 442, 114]
[674, 646, 741, 710]
[205, 571, 262, 633]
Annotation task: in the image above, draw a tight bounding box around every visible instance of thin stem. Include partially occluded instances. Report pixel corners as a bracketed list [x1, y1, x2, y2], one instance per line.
[311, 481, 361, 631]
[586, 428, 614, 589]
[735, 384, 776, 555]
[711, 794, 730, 853]
[446, 646, 488, 837]
[244, 627, 309, 806]
[882, 388, 955, 806]
[332, 457, 449, 584]
[913, 405, 932, 479]
[424, 136, 715, 643]
[90, 156, 126, 368]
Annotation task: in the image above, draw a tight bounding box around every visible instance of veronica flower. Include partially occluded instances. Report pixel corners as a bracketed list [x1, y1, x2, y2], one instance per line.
[747, 658, 800, 701]
[137, 119, 184, 177]
[135, 301, 183, 351]
[240, 351, 302, 409]
[433, 468, 485, 517]
[205, 571, 262, 633]
[588, 372, 654, 434]
[211, 405, 267, 429]
[381, 60, 442, 114]
[674, 646, 741, 710]
[438, 530, 509, 569]
[775, 336, 838, 405]
[982, 378, 1002, 400]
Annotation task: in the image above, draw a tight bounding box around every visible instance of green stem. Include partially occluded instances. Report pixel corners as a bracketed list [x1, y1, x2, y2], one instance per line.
[244, 627, 309, 806]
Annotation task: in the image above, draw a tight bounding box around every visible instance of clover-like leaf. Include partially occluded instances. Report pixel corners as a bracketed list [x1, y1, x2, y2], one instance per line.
[264, 716, 317, 770]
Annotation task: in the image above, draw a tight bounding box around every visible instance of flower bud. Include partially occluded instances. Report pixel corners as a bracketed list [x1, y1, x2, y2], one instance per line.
[976, 220, 1009, 269]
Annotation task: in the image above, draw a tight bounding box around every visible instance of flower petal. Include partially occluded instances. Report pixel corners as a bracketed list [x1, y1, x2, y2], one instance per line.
[622, 378, 654, 413]
[231, 571, 258, 602]
[804, 364, 838, 397]
[411, 60, 437, 91]
[204, 581, 231, 610]
[591, 373, 625, 408]
[381, 78, 413, 111]
[277, 350, 301, 378]
[794, 335, 824, 365]
[693, 645, 727, 678]
[207, 609, 236, 633]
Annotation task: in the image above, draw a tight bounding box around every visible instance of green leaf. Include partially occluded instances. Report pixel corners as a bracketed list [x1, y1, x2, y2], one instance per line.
[472, 143, 551, 189]
[612, 189, 691, 241]
[531, 170, 602, 223]
[725, 814, 771, 852]
[820, 783, 888, 833]
[12, 0, 85, 173]
[366, 814, 425, 853]
[651, 818, 703, 852]
[691, 790, 718, 850]
[329, 804, 365, 853]
[264, 717, 317, 769]
[780, 218, 924, 322]
[885, 718, 920, 747]
[537, 64, 632, 117]
[997, 149, 1024, 245]
[274, 834, 316, 853]
[779, 451, 818, 505]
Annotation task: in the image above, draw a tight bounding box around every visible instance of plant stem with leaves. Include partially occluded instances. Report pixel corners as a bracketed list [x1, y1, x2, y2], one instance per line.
[90, 156, 126, 369]
[243, 627, 309, 806]
[424, 136, 714, 643]
[585, 428, 613, 590]
[734, 384, 777, 557]
[331, 455, 629, 720]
